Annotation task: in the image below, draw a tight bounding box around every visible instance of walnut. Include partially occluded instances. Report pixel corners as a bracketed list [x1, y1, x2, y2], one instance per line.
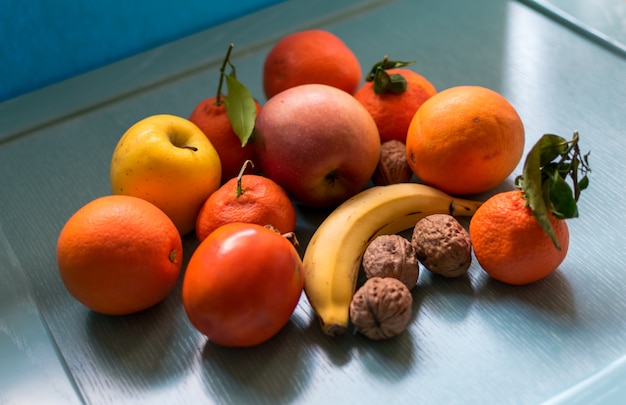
[349, 277, 413, 340]
[372, 140, 413, 185]
[411, 214, 472, 278]
[362, 234, 419, 290]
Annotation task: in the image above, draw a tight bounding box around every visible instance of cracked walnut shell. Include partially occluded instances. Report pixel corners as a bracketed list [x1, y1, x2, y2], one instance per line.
[362, 234, 419, 290]
[349, 277, 413, 340]
[411, 214, 472, 278]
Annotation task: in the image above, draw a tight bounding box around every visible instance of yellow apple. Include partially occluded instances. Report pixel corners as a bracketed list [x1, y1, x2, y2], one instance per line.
[110, 114, 222, 235]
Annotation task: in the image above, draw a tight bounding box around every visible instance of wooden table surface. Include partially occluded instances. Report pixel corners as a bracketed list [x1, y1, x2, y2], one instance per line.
[1, 0, 625, 403]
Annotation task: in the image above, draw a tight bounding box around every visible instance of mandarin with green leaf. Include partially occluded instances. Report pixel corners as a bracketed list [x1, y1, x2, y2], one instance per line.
[470, 132, 591, 285]
[190, 97, 261, 182]
[190, 43, 261, 183]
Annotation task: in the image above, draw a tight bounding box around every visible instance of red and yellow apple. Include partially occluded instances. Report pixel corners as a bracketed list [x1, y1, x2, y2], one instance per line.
[252, 84, 381, 207]
[110, 114, 222, 235]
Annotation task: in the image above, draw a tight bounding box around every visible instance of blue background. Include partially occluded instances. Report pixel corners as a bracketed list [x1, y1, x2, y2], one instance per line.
[0, 0, 284, 102]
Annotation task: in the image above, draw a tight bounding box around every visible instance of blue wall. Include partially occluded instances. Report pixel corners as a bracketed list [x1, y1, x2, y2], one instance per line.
[0, 0, 285, 102]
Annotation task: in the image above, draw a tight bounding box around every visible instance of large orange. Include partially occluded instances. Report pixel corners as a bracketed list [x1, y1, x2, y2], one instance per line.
[56, 195, 183, 315]
[353, 68, 437, 143]
[195, 167, 296, 242]
[469, 190, 569, 285]
[189, 96, 262, 183]
[406, 85, 525, 195]
[263, 29, 362, 99]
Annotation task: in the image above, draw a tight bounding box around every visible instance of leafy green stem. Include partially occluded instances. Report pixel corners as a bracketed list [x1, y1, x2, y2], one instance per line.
[215, 43, 235, 106]
[365, 55, 416, 95]
[515, 131, 591, 250]
[211, 42, 257, 147]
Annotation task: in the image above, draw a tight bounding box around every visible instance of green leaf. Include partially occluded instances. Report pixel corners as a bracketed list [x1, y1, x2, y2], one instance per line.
[579, 175, 589, 191]
[366, 56, 417, 94]
[549, 174, 578, 219]
[366, 57, 415, 81]
[518, 131, 591, 250]
[228, 62, 237, 79]
[223, 74, 257, 147]
[521, 135, 564, 249]
[537, 134, 568, 166]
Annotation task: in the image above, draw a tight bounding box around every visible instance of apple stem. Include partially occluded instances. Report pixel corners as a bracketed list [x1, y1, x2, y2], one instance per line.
[236, 159, 254, 198]
[215, 43, 235, 107]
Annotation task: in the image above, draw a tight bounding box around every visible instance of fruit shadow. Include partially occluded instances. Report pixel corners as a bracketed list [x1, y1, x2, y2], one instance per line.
[84, 292, 195, 390]
[297, 269, 422, 380]
[82, 233, 201, 391]
[352, 326, 419, 382]
[199, 313, 313, 404]
[291, 203, 335, 256]
[475, 264, 577, 321]
[471, 262, 579, 350]
[414, 267, 478, 324]
[299, 302, 421, 383]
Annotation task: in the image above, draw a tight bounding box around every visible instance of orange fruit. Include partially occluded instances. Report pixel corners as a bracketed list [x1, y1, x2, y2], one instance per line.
[56, 195, 183, 315]
[469, 190, 569, 285]
[263, 29, 362, 99]
[406, 85, 525, 195]
[183, 223, 304, 347]
[189, 96, 262, 183]
[195, 167, 297, 242]
[354, 68, 437, 143]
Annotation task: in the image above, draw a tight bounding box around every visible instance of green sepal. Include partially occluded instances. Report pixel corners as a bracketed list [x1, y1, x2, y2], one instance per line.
[372, 69, 409, 94]
[366, 56, 415, 95]
[366, 58, 415, 81]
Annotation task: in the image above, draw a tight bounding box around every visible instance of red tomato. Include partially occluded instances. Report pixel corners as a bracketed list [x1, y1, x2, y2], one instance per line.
[182, 223, 304, 347]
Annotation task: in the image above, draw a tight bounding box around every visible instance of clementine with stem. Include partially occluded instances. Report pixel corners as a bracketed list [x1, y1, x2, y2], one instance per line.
[195, 160, 297, 242]
[354, 57, 437, 143]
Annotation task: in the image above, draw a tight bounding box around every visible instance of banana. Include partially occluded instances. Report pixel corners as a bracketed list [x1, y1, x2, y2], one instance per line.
[302, 183, 483, 336]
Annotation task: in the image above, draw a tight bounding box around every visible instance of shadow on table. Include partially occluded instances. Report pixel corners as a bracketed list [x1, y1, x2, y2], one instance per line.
[199, 314, 313, 404]
[477, 265, 576, 312]
[475, 265, 578, 340]
[83, 290, 197, 392]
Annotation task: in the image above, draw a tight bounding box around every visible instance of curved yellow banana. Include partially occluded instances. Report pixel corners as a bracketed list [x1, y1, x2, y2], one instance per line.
[302, 183, 483, 336]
